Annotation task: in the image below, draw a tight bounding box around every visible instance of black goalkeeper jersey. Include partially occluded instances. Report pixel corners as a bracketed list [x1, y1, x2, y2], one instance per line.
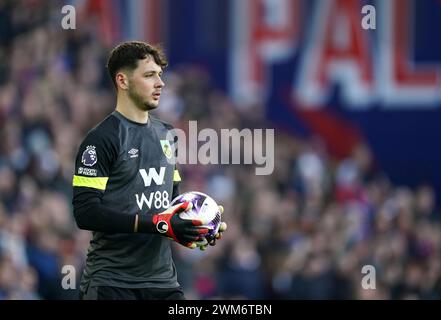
[72, 111, 182, 291]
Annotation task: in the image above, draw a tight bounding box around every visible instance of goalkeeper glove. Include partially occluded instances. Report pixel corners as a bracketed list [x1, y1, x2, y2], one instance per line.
[152, 201, 209, 249]
[198, 205, 228, 251]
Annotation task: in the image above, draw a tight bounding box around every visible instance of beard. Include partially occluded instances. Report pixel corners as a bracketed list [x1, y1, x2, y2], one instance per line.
[128, 86, 158, 111]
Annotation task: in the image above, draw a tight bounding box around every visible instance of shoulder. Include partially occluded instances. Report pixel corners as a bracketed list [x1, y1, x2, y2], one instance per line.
[83, 114, 121, 144]
[150, 115, 175, 131]
[78, 114, 122, 157]
[89, 113, 121, 137]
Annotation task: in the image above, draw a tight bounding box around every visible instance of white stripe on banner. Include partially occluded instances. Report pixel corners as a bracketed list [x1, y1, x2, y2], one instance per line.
[229, 0, 254, 106]
[128, 0, 144, 40]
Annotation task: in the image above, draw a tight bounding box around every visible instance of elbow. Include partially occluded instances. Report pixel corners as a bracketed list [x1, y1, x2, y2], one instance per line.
[73, 207, 92, 231]
[73, 213, 87, 230]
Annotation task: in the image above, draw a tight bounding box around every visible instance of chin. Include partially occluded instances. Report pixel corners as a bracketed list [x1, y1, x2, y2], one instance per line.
[149, 101, 159, 109]
[142, 102, 159, 111]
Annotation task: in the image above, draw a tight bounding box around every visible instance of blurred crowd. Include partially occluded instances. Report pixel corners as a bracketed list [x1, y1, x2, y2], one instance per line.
[0, 0, 440, 300]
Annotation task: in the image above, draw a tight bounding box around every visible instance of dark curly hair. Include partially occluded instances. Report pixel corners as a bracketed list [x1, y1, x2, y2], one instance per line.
[107, 41, 168, 89]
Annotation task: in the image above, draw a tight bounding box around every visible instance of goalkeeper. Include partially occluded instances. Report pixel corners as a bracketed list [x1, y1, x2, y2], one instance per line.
[72, 41, 227, 300]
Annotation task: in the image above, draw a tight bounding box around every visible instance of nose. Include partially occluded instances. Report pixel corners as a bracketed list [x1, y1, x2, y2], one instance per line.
[155, 76, 165, 88]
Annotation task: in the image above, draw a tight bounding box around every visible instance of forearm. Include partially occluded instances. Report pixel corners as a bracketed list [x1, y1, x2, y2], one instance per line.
[73, 203, 135, 233]
[73, 191, 155, 234]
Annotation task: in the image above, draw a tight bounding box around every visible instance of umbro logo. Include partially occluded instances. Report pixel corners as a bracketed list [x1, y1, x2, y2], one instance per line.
[128, 148, 139, 158]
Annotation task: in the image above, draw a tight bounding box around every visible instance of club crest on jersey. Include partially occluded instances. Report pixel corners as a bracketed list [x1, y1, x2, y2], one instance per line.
[160, 140, 172, 159]
[81, 145, 97, 167]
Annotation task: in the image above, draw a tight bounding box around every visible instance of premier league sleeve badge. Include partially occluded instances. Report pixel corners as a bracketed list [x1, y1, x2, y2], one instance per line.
[81, 145, 98, 166]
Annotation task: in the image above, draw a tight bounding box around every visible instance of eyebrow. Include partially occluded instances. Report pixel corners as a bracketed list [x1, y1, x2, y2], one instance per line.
[144, 69, 162, 74]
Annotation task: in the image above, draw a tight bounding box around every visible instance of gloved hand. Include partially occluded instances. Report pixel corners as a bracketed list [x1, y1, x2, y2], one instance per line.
[152, 201, 209, 249]
[198, 205, 228, 251]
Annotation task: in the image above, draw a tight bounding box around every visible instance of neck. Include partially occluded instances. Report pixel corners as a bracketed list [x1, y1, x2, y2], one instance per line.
[115, 94, 149, 124]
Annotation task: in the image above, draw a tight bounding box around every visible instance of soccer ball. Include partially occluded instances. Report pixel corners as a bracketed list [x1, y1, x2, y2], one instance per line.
[171, 191, 221, 238]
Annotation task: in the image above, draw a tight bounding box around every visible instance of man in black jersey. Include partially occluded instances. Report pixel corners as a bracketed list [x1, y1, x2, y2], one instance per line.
[72, 41, 226, 300]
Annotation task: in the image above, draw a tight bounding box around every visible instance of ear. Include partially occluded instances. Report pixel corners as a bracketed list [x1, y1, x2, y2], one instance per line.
[115, 72, 129, 90]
